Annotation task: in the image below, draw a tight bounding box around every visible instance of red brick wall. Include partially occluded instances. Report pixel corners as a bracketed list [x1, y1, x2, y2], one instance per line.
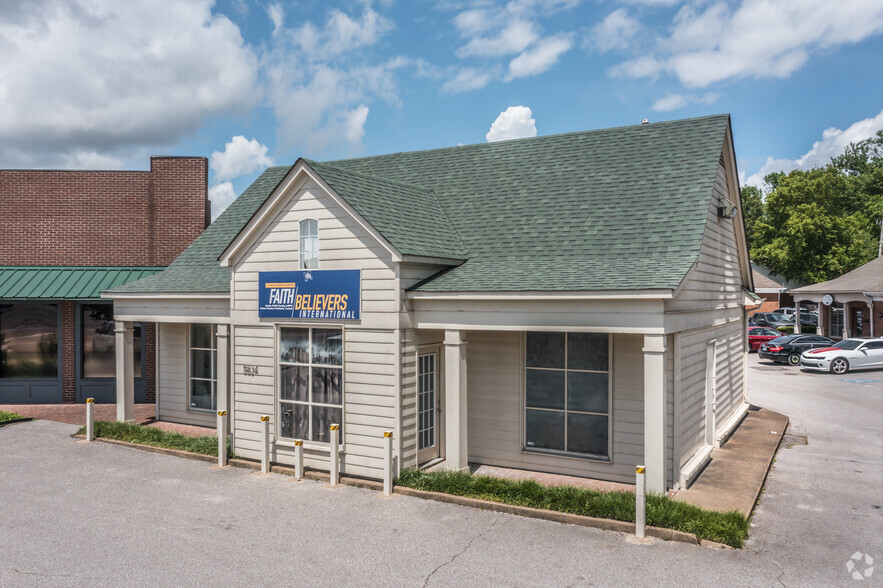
[145, 323, 156, 403]
[0, 156, 208, 266]
[61, 302, 76, 402]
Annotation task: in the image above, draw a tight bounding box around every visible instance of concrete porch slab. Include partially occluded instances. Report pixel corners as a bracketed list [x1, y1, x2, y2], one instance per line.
[673, 406, 789, 517]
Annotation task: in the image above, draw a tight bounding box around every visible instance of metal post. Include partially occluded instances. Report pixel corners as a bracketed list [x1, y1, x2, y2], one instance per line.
[383, 431, 394, 496]
[260, 415, 270, 474]
[85, 398, 95, 442]
[217, 411, 227, 467]
[294, 440, 304, 480]
[329, 423, 340, 486]
[636, 465, 646, 539]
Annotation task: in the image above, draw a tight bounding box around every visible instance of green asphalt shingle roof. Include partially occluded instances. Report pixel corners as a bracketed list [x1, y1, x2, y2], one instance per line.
[0, 267, 164, 299]
[108, 114, 731, 295]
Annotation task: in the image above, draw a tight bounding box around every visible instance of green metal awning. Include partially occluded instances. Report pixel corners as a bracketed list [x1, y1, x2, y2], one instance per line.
[0, 267, 166, 300]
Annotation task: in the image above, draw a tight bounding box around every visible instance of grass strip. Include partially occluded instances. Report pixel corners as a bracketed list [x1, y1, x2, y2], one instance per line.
[397, 469, 748, 548]
[76, 420, 233, 458]
[0, 410, 25, 423]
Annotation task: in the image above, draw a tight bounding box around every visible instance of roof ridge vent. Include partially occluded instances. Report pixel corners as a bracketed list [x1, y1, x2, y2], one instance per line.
[641, 118, 649, 124]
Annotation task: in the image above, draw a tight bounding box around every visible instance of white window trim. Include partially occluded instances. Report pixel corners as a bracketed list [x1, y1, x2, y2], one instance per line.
[520, 332, 613, 462]
[187, 323, 217, 413]
[274, 323, 345, 451]
[299, 217, 319, 270]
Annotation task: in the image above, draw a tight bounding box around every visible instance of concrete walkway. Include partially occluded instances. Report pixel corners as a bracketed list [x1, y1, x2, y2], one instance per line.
[0, 403, 215, 437]
[674, 406, 789, 516]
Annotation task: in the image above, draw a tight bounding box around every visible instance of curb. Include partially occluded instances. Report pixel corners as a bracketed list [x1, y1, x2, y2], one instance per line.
[0, 417, 35, 427]
[392, 486, 698, 545]
[73, 434, 721, 548]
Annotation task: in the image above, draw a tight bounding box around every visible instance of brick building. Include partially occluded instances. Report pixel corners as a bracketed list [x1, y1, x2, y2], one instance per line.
[0, 157, 208, 404]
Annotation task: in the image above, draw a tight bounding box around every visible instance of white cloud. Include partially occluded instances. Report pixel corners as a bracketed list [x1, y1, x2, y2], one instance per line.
[454, 9, 493, 36]
[651, 92, 720, 112]
[612, 0, 883, 88]
[506, 34, 574, 80]
[208, 181, 237, 221]
[291, 5, 393, 60]
[486, 106, 537, 142]
[443, 67, 495, 93]
[267, 3, 284, 36]
[0, 0, 258, 167]
[210, 136, 274, 182]
[591, 9, 641, 53]
[265, 6, 400, 154]
[744, 108, 883, 188]
[456, 19, 539, 58]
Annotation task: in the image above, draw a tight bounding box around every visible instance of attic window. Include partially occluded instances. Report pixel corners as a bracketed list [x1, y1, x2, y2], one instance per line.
[299, 218, 319, 269]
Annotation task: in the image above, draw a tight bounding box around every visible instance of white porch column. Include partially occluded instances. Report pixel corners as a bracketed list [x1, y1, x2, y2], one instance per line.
[793, 300, 802, 334]
[444, 330, 469, 471]
[868, 300, 876, 337]
[115, 321, 135, 423]
[216, 324, 229, 415]
[643, 334, 667, 493]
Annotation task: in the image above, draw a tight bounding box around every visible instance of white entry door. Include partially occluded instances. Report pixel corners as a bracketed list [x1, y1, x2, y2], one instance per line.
[417, 351, 441, 464]
[705, 341, 718, 447]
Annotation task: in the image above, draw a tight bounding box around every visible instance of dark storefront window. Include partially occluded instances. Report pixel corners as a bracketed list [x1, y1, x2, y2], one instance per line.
[81, 304, 141, 379]
[0, 303, 59, 378]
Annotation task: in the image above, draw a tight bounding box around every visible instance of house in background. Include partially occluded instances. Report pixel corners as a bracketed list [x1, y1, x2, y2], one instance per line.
[789, 255, 883, 339]
[750, 262, 794, 314]
[0, 157, 209, 405]
[106, 115, 754, 493]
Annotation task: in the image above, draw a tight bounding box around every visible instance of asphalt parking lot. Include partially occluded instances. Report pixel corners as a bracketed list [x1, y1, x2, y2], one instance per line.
[0, 355, 880, 587]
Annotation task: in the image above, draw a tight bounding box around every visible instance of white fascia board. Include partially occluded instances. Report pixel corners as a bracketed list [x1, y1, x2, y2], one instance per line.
[407, 289, 674, 301]
[219, 161, 402, 268]
[400, 255, 464, 265]
[102, 292, 230, 300]
[723, 126, 754, 293]
[753, 288, 786, 294]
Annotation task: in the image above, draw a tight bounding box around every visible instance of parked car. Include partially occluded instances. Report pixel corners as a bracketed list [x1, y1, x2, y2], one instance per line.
[748, 327, 783, 352]
[774, 307, 819, 326]
[751, 312, 794, 329]
[758, 334, 837, 365]
[800, 337, 883, 374]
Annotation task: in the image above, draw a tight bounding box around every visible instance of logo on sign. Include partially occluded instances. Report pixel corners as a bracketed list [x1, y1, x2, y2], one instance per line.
[258, 270, 361, 320]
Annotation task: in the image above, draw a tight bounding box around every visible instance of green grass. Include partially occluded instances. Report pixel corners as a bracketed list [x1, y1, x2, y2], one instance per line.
[76, 420, 234, 458]
[397, 469, 749, 548]
[0, 410, 25, 423]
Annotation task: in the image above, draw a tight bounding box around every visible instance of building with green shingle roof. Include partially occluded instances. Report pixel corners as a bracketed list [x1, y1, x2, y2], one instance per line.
[106, 115, 755, 494]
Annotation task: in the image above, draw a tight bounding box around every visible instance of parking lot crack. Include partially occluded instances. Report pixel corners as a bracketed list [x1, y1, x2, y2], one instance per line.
[421, 514, 501, 587]
[6, 567, 111, 582]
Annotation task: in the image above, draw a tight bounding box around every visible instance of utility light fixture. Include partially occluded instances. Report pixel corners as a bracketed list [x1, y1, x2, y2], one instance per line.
[718, 200, 737, 219]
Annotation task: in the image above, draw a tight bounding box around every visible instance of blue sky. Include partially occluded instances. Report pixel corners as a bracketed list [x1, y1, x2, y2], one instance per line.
[2, 0, 882, 218]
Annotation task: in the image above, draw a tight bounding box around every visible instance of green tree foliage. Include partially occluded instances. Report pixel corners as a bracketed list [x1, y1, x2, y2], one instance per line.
[747, 132, 883, 284]
[739, 185, 763, 249]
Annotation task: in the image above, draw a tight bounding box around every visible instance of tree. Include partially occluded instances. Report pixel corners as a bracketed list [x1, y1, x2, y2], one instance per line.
[739, 185, 763, 249]
[751, 166, 877, 284]
[747, 131, 883, 284]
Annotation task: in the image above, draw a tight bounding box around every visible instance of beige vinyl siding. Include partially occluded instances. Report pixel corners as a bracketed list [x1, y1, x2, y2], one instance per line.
[676, 318, 745, 469]
[713, 319, 744, 424]
[678, 327, 712, 467]
[400, 329, 444, 469]
[667, 162, 744, 313]
[230, 180, 398, 330]
[228, 179, 400, 479]
[465, 331, 647, 484]
[156, 322, 215, 427]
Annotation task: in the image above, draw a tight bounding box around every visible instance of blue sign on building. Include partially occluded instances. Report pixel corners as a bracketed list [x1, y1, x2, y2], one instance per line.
[258, 270, 361, 320]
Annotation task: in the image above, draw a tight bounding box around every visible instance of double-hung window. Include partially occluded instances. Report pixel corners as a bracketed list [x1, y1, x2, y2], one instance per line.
[524, 332, 610, 459]
[299, 218, 319, 269]
[279, 327, 343, 443]
[189, 324, 217, 411]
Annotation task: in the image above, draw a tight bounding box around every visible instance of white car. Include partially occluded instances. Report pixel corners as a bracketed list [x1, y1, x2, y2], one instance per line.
[800, 338, 883, 374]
